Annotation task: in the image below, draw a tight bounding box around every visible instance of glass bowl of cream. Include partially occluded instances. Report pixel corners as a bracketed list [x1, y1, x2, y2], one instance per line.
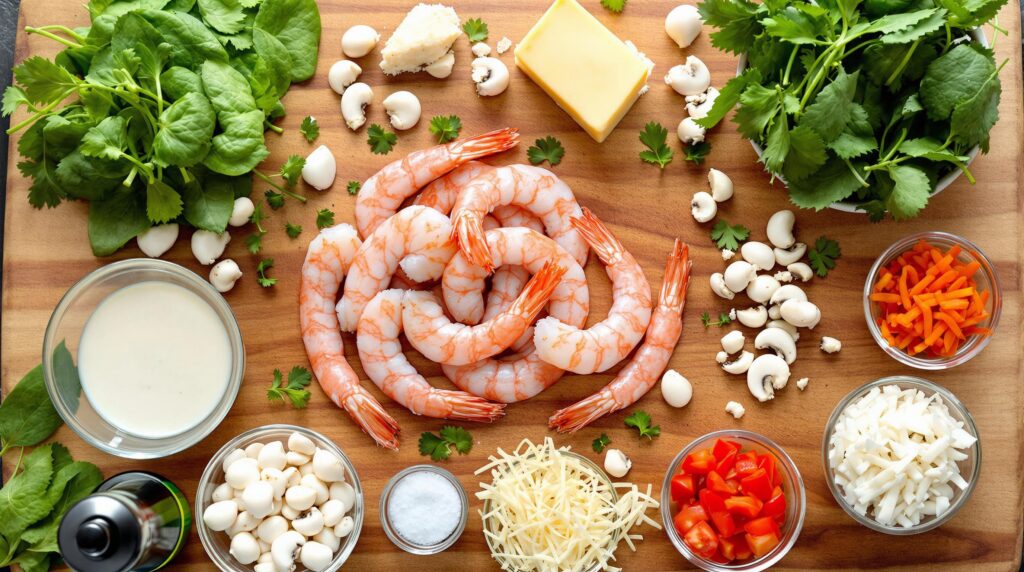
[43, 258, 244, 459]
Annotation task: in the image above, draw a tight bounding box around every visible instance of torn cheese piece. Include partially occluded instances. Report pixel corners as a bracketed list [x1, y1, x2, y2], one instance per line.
[380, 3, 461, 76]
[514, 0, 649, 142]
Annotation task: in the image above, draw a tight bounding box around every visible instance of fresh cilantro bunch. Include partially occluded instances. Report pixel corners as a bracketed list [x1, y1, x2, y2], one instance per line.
[696, 0, 1008, 220]
[419, 426, 473, 461]
[2, 0, 322, 255]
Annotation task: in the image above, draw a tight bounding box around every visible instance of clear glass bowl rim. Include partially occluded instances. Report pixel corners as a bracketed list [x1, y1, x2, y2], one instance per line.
[821, 376, 982, 535]
[41, 258, 245, 459]
[862, 231, 1002, 370]
[378, 464, 469, 555]
[660, 429, 806, 572]
[195, 424, 365, 571]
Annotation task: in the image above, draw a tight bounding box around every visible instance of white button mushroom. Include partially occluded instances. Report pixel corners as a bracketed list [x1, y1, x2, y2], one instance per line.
[690, 191, 717, 223]
[723, 260, 756, 292]
[787, 262, 813, 282]
[724, 401, 746, 419]
[665, 4, 703, 48]
[225, 458, 260, 490]
[300, 541, 335, 572]
[286, 451, 311, 467]
[774, 243, 808, 266]
[603, 449, 632, 478]
[820, 336, 842, 353]
[677, 117, 706, 145]
[210, 259, 242, 293]
[223, 448, 246, 473]
[242, 481, 275, 519]
[230, 532, 261, 565]
[137, 224, 179, 258]
[313, 528, 341, 552]
[285, 485, 317, 511]
[710, 272, 735, 300]
[270, 530, 305, 572]
[707, 168, 733, 202]
[720, 330, 745, 354]
[660, 369, 693, 408]
[766, 319, 800, 341]
[260, 468, 288, 500]
[341, 25, 379, 58]
[292, 507, 325, 537]
[740, 241, 775, 271]
[735, 306, 768, 328]
[212, 482, 234, 503]
[721, 351, 754, 375]
[288, 432, 317, 456]
[203, 500, 238, 532]
[685, 87, 719, 119]
[780, 299, 821, 328]
[766, 210, 796, 249]
[298, 462, 314, 476]
[340, 82, 373, 131]
[382, 90, 421, 130]
[258, 441, 288, 471]
[282, 504, 300, 520]
[228, 197, 255, 227]
[320, 499, 347, 528]
[312, 449, 346, 483]
[746, 275, 781, 304]
[328, 60, 362, 95]
[471, 57, 510, 96]
[191, 230, 230, 265]
[302, 145, 337, 191]
[254, 563, 276, 572]
[769, 284, 807, 306]
[329, 481, 356, 513]
[334, 515, 355, 538]
[301, 473, 330, 505]
[283, 467, 301, 487]
[754, 327, 797, 364]
[664, 56, 711, 96]
[425, 51, 455, 78]
[767, 304, 782, 320]
[257, 515, 290, 544]
[471, 42, 491, 57]
[244, 442, 265, 459]
[747, 354, 790, 402]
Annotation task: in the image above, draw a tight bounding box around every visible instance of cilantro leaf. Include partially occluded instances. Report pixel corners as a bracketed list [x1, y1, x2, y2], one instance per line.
[700, 311, 732, 328]
[285, 222, 302, 238]
[279, 155, 305, 188]
[462, 18, 488, 42]
[624, 410, 660, 439]
[419, 425, 474, 461]
[267, 366, 312, 408]
[265, 190, 284, 210]
[428, 115, 462, 143]
[347, 180, 361, 196]
[299, 115, 319, 143]
[440, 425, 473, 454]
[710, 220, 750, 250]
[367, 124, 397, 155]
[256, 258, 277, 287]
[527, 136, 565, 167]
[639, 121, 673, 169]
[418, 432, 450, 461]
[683, 141, 711, 165]
[601, 0, 627, 13]
[592, 433, 612, 453]
[316, 208, 335, 230]
[246, 231, 264, 254]
[807, 236, 841, 277]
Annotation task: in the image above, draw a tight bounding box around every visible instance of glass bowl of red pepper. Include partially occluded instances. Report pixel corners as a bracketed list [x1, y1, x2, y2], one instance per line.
[661, 430, 806, 571]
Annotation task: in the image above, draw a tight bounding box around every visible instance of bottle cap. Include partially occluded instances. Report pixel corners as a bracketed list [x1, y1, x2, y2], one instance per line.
[59, 493, 140, 572]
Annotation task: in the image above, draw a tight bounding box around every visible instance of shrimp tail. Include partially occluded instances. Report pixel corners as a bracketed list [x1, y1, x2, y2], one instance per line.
[661, 239, 692, 313]
[570, 207, 625, 265]
[452, 209, 494, 270]
[434, 389, 507, 422]
[448, 127, 520, 160]
[339, 387, 401, 450]
[509, 261, 567, 321]
[548, 389, 618, 434]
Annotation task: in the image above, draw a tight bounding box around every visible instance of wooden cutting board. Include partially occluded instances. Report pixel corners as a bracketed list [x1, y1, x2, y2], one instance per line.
[4, 1, 1023, 570]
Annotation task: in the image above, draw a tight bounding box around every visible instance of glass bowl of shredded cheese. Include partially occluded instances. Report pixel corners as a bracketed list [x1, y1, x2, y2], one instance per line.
[476, 437, 661, 572]
[823, 377, 981, 534]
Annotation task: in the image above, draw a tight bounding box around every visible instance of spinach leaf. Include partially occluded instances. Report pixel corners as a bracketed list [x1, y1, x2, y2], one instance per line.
[110, 13, 165, 90]
[161, 66, 203, 101]
[253, 0, 321, 81]
[251, 28, 292, 113]
[198, 0, 247, 35]
[138, 9, 228, 68]
[0, 445, 56, 538]
[183, 176, 233, 232]
[201, 61, 269, 175]
[153, 91, 215, 166]
[0, 365, 62, 448]
[88, 187, 151, 256]
[50, 341, 82, 416]
[55, 150, 127, 200]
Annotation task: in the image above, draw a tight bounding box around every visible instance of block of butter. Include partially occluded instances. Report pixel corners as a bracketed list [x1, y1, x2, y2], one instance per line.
[515, 0, 649, 142]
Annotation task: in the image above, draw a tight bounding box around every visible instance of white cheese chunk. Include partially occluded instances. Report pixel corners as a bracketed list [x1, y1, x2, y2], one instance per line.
[380, 4, 461, 76]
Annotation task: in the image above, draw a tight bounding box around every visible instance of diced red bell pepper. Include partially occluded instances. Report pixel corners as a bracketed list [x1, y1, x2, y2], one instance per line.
[740, 468, 774, 501]
[682, 449, 717, 475]
[733, 452, 759, 477]
[715, 449, 738, 474]
[757, 454, 782, 487]
[724, 495, 763, 519]
[673, 503, 708, 535]
[717, 535, 742, 561]
[671, 474, 698, 504]
[762, 486, 786, 519]
[710, 510, 738, 537]
[745, 532, 780, 558]
[733, 536, 753, 560]
[706, 471, 738, 495]
[683, 521, 719, 559]
[699, 488, 727, 514]
[743, 516, 780, 537]
[712, 439, 741, 460]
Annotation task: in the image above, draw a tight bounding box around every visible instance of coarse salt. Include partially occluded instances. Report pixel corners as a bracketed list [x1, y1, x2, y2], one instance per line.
[387, 471, 462, 547]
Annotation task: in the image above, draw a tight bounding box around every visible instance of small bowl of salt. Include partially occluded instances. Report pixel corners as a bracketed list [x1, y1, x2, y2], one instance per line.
[379, 465, 469, 554]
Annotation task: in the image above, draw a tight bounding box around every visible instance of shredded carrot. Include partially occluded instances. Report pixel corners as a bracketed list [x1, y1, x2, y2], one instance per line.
[871, 240, 991, 358]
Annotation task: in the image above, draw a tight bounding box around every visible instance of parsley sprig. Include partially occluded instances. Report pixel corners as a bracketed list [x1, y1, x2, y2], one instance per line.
[346, 181, 361, 196]
[316, 208, 335, 230]
[418, 426, 473, 461]
[624, 410, 660, 439]
[600, 0, 627, 13]
[367, 124, 397, 155]
[267, 366, 313, 408]
[256, 258, 277, 287]
[710, 220, 750, 250]
[701, 311, 733, 328]
[639, 122, 673, 169]
[246, 202, 268, 254]
[429, 115, 462, 143]
[300, 116, 319, 142]
[592, 433, 612, 453]
[684, 141, 712, 165]
[462, 18, 488, 42]
[256, 155, 307, 208]
[808, 236, 841, 277]
[527, 136, 565, 167]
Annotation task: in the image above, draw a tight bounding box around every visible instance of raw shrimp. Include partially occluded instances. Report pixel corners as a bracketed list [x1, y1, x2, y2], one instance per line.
[550, 240, 691, 433]
[450, 164, 587, 270]
[300, 224, 400, 449]
[534, 208, 653, 374]
[337, 205, 455, 332]
[355, 128, 519, 238]
[484, 266, 533, 352]
[403, 262, 567, 365]
[442, 343, 565, 403]
[357, 290, 505, 422]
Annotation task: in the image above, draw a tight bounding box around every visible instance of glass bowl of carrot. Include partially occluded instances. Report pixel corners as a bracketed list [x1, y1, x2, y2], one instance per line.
[864, 232, 1001, 370]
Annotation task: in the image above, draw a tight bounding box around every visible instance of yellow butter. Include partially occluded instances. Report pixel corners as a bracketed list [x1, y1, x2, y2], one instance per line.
[515, 0, 648, 143]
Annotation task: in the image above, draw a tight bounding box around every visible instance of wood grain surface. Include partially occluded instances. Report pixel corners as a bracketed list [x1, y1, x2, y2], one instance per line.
[3, 1, 1023, 570]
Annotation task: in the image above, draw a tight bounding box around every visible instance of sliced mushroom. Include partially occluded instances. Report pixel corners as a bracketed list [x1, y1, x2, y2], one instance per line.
[327, 60, 361, 95]
[664, 56, 711, 97]
[735, 306, 768, 328]
[340, 82, 372, 130]
[766, 319, 799, 341]
[708, 168, 734, 202]
[788, 262, 813, 282]
[774, 243, 807, 266]
[754, 328, 797, 364]
[746, 275, 781, 304]
[690, 191, 717, 223]
[685, 87, 719, 119]
[740, 241, 775, 271]
[723, 260, 756, 292]
[677, 117, 706, 145]
[766, 210, 796, 249]
[471, 57, 510, 96]
[746, 354, 790, 402]
[710, 272, 734, 300]
[780, 299, 821, 328]
[721, 351, 754, 374]
[769, 284, 807, 306]
[720, 330, 745, 354]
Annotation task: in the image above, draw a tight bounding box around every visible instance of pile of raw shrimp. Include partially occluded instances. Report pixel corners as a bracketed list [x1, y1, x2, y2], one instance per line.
[298, 128, 693, 449]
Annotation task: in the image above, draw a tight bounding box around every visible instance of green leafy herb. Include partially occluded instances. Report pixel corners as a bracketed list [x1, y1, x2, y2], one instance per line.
[247, 202, 267, 254]
[367, 123, 397, 155]
[526, 136, 565, 166]
[710, 220, 750, 250]
[700, 311, 733, 328]
[316, 208, 335, 230]
[418, 426, 473, 461]
[267, 366, 313, 408]
[592, 433, 612, 453]
[639, 121, 673, 169]
[279, 155, 305, 187]
[265, 190, 285, 210]
[285, 222, 302, 238]
[808, 236, 841, 277]
[347, 180, 361, 196]
[462, 18, 488, 42]
[256, 258, 277, 287]
[429, 114, 462, 143]
[683, 141, 712, 165]
[695, 0, 1006, 219]
[601, 0, 627, 13]
[624, 410, 660, 439]
[299, 115, 319, 142]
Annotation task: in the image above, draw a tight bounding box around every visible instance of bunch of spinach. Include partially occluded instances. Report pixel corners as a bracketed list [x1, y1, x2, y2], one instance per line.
[2, 0, 321, 255]
[696, 0, 1008, 220]
[0, 357, 102, 572]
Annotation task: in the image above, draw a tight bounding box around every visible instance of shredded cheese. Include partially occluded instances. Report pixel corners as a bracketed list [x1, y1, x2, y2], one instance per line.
[475, 438, 659, 572]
